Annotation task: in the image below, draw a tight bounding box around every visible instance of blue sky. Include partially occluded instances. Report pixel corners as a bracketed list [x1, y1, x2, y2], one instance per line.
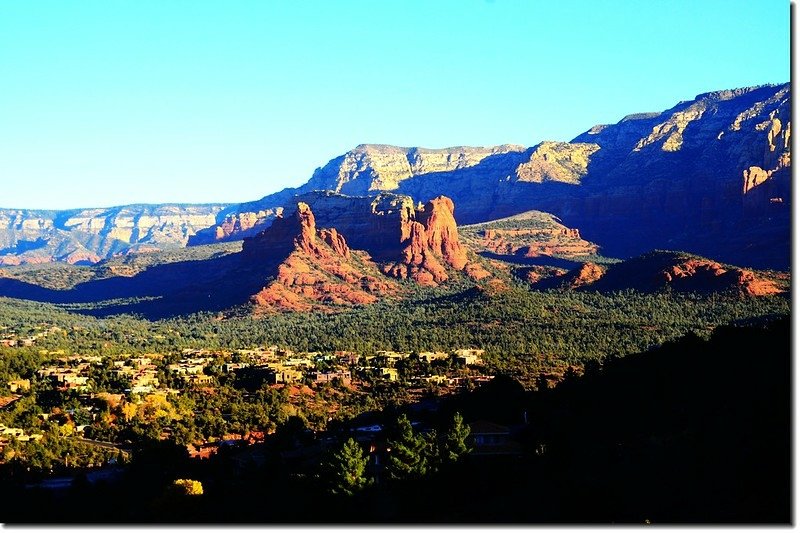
[0, 0, 790, 209]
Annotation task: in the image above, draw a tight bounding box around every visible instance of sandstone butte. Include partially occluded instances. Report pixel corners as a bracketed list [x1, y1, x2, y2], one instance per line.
[241, 195, 493, 312]
[243, 202, 398, 314]
[381, 196, 489, 286]
[478, 226, 598, 259]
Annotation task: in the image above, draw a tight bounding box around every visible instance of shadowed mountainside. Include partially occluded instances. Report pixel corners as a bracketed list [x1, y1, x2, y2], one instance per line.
[531, 250, 787, 295]
[194, 83, 790, 270]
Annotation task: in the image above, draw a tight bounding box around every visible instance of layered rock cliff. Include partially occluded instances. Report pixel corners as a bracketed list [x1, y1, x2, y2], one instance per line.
[305, 144, 527, 195]
[459, 210, 600, 260]
[2, 83, 789, 272]
[196, 83, 790, 271]
[0, 204, 227, 265]
[243, 202, 400, 313]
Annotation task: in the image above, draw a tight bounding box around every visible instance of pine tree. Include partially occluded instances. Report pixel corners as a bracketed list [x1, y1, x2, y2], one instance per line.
[386, 414, 429, 480]
[322, 437, 371, 496]
[440, 411, 471, 464]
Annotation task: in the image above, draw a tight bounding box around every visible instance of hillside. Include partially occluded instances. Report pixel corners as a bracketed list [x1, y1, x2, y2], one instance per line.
[193, 83, 790, 270]
[459, 210, 602, 264]
[531, 250, 787, 296]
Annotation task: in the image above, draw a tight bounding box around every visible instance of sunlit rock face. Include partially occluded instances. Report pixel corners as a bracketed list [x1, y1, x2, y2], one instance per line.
[242, 201, 399, 314]
[0, 204, 226, 265]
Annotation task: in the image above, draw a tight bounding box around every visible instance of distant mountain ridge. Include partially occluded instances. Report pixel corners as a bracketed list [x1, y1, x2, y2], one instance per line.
[0, 82, 790, 271]
[192, 83, 790, 270]
[0, 204, 228, 265]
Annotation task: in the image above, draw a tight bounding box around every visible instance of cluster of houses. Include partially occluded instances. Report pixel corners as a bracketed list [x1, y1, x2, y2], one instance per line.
[37, 355, 101, 393]
[359, 348, 485, 384]
[113, 355, 161, 394]
[0, 324, 60, 348]
[221, 346, 350, 386]
[168, 354, 214, 387]
[0, 424, 43, 448]
[21, 345, 488, 400]
[219, 346, 486, 387]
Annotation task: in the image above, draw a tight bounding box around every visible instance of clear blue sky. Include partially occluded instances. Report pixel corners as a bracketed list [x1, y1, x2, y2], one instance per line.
[0, 0, 790, 209]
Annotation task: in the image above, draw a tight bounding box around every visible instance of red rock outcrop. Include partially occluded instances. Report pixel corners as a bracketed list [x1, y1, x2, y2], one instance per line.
[64, 251, 103, 265]
[318, 228, 350, 259]
[381, 196, 471, 286]
[464, 262, 492, 281]
[529, 262, 605, 290]
[243, 203, 398, 314]
[733, 269, 784, 297]
[459, 210, 601, 262]
[518, 265, 568, 285]
[480, 226, 598, 258]
[659, 259, 783, 296]
[419, 196, 468, 270]
[555, 251, 787, 296]
[569, 263, 606, 288]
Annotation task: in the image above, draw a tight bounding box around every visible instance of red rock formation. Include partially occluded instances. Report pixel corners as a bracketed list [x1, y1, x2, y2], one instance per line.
[660, 259, 727, 283]
[418, 196, 468, 270]
[529, 262, 604, 290]
[244, 203, 398, 314]
[734, 269, 784, 296]
[464, 262, 492, 281]
[461, 210, 601, 262]
[319, 228, 350, 259]
[480, 226, 598, 258]
[64, 251, 103, 265]
[569, 262, 606, 288]
[382, 195, 471, 286]
[659, 259, 783, 296]
[245, 195, 489, 296]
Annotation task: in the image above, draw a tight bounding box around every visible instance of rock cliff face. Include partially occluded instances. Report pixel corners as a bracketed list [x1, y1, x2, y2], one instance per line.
[0, 205, 226, 265]
[557, 84, 791, 269]
[513, 142, 600, 184]
[243, 202, 399, 313]
[197, 83, 790, 271]
[206, 208, 282, 242]
[305, 144, 527, 195]
[243, 194, 485, 307]
[381, 196, 473, 285]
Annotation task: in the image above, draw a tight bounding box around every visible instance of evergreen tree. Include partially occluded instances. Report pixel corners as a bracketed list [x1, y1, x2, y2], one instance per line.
[322, 438, 371, 496]
[440, 411, 471, 464]
[386, 414, 429, 480]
